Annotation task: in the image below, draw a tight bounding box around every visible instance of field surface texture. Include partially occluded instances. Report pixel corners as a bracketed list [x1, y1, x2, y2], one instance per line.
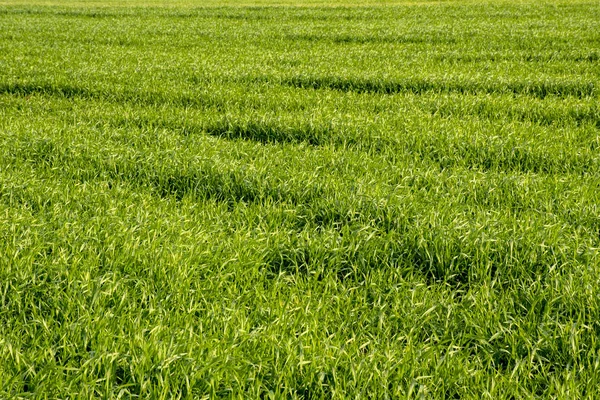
[1, 0, 600, 398]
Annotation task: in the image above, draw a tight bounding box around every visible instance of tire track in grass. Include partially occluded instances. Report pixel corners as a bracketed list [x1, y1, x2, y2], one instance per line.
[278, 76, 596, 99]
[411, 133, 600, 175]
[0, 82, 222, 109]
[428, 98, 600, 129]
[433, 50, 600, 64]
[200, 119, 331, 146]
[283, 33, 457, 45]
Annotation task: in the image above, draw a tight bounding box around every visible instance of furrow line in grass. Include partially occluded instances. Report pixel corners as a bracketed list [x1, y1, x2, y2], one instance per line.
[428, 99, 600, 129]
[433, 51, 600, 64]
[0, 82, 222, 109]
[282, 33, 457, 45]
[273, 76, 597, 99]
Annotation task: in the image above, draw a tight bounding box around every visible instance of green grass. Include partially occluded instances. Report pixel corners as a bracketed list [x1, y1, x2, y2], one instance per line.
[1, 0, 599, 398]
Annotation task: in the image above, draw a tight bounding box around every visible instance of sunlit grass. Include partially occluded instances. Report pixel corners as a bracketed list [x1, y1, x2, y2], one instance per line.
[1, 0, 599, 398]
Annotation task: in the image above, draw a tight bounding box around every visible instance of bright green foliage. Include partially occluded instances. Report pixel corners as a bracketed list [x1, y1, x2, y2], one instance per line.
[0, 0, 599, 398]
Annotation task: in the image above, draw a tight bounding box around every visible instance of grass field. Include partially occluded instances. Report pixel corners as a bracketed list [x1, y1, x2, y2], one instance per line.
[1, 0, 599, 397]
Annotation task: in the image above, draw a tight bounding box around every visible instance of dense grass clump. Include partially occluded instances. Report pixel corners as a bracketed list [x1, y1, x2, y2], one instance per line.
[1, 0, 599, 398]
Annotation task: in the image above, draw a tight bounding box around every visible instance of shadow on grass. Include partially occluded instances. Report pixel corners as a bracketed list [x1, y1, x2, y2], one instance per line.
[280, 76, 596, 99]
[284, 33, 456, 45]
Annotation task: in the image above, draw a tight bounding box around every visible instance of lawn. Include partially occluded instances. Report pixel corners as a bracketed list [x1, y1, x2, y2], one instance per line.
[0, 0, 599, 397]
